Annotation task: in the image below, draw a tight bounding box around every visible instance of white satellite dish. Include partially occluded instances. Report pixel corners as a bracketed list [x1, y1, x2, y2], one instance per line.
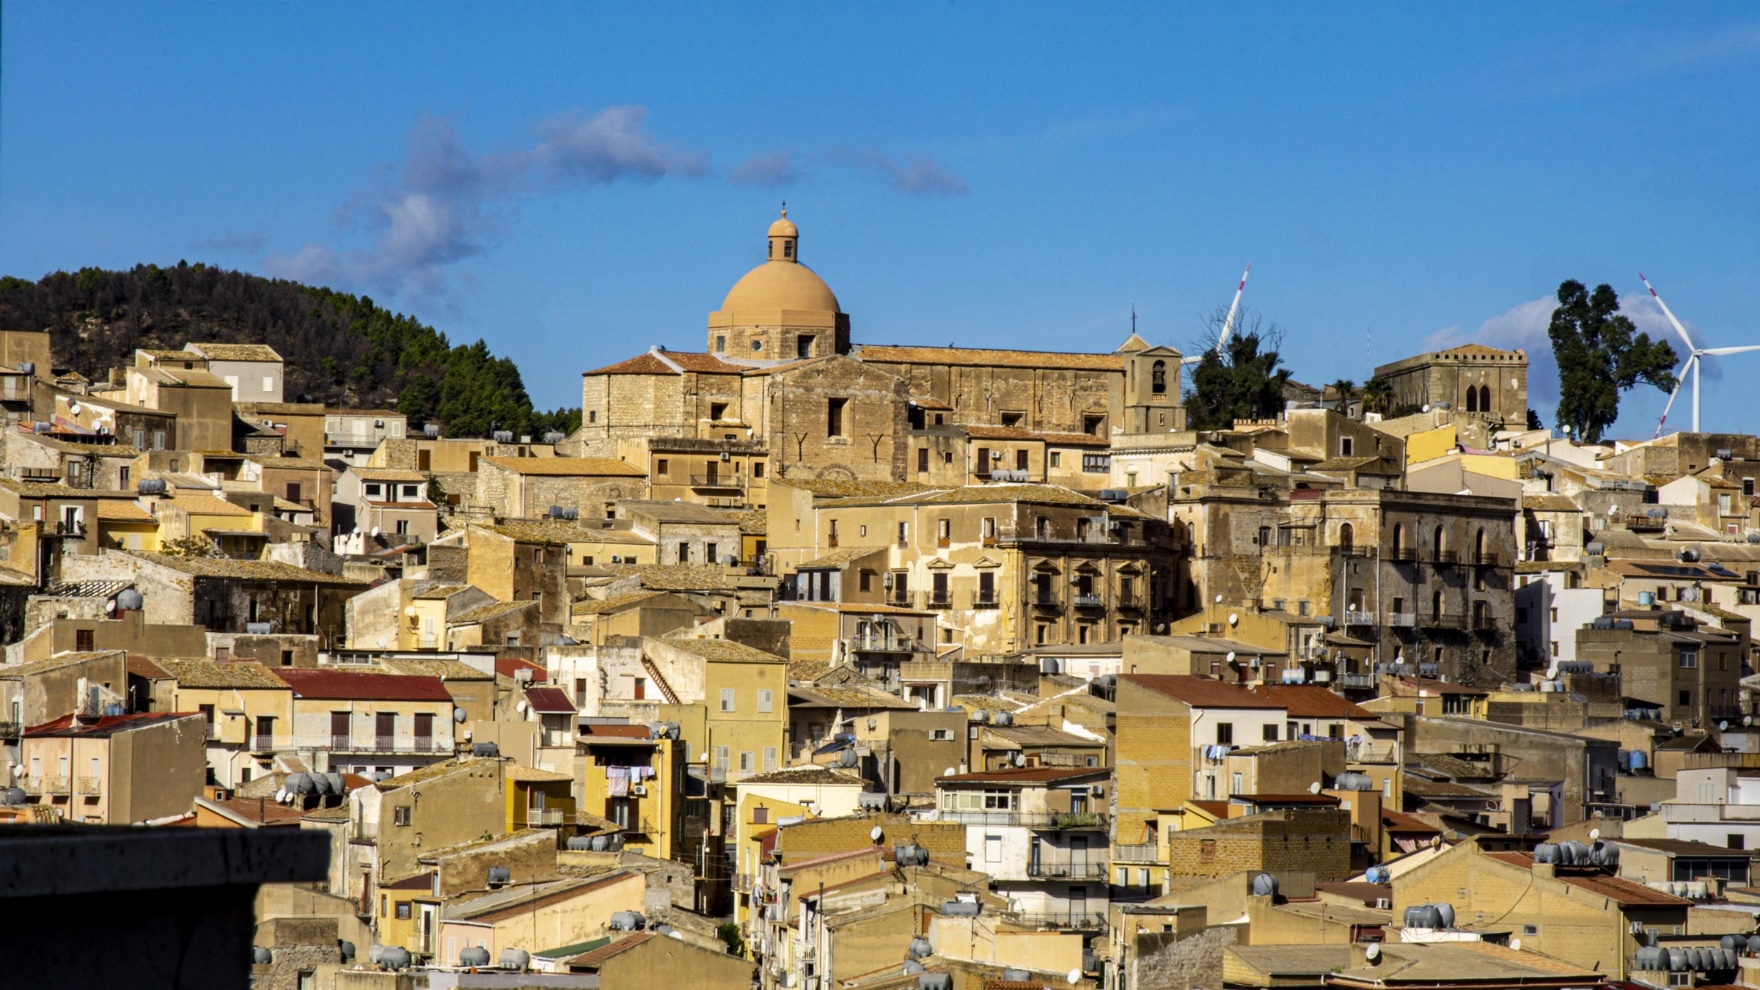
[1510, 938, 1522, 952]
[944, 767, 957, 777]
[1365, 943, 1381, 961]
[68, 401, 80, 415]
[870, 826, 884, 842]
[1226, 651, 1236, 663]
[1720, 721, 1729, 731]
[1309, 782, 1322, 794]
[403, 605, 416, 618]
[1589, 828, 1600, 842]
[1214, 594, 1223, 604]
[1228, 613, 1239, 625]
[1068, 968, 1082, 985]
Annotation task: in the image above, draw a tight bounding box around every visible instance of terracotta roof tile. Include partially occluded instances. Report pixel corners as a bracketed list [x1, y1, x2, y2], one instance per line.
[857, 344, 1125, 372]
[524, 686, 576, 714]
[1250, 684, 1374, 719]
[276, 668, 452, 702]
[480, 456, 646, 477]
[1124, 674, 1285, 709]
[155, 659, 288, 690]
[188, 342, 282, 362]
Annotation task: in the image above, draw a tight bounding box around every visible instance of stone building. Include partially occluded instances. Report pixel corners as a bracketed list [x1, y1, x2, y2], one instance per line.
[767, 479, 1178, 654]
[1372, 343, 1529, 429]
[575, 210, 1177, 486]
[472, 455, 647, 521]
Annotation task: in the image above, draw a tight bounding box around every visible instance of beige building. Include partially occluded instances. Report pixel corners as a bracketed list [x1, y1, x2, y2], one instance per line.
[151, 658, 293, 788]
[473, 456, 647, 521]
[20, 711, 206, 824]
[1373, 342, 1529, 429]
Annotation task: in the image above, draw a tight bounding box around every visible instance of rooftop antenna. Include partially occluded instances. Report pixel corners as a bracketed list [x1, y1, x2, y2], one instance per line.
[1644, 273, 1760, 436]
[1131, 304, 1137, 335]
[1184, 264, 1251, 367]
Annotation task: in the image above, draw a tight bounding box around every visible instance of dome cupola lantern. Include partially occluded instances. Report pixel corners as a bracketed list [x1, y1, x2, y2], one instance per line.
[709, 207, 850, 360]
[768, 205, 800, 262]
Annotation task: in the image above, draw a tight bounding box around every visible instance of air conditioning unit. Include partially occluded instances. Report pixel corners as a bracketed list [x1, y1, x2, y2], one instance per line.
[1089, 784, 1106, 798]
[631, 784, 648, 796]
[1375, 898, 1392, 910]
[883, 573, 894, 589]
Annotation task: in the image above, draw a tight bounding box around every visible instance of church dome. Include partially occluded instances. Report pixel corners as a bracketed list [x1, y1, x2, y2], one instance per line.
[720, 260, 841, 314]
[719, 209, 840, 315]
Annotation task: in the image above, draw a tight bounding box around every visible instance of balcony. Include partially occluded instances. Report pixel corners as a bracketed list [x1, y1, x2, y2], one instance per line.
[75, 776, 101, 796]
[527, 808, 567, 826]
[1386, 612, 1416, 628]
[1072, 594, 1106, 610]
[1026, 860, 1110, 881]
[1115, 593, 1143, 611]
[1347, 743, 1400, 764]
[847, 635, 916, 654]
[1335, 672, 1376, 690]
[25, 774, 66, 795]
[1032, 596, 1063, 612]
[689, 474, 746, 489]
[252, 735, 275, 753]
[51, 521, 86, 539]
[972, 594, 999, 610]
[1420, 612, 1466, 630]
[0, 721, 19, 739]
[1112, 842, 1163, 864]
[297, 736, 453, 754]
[1392, 548, 1419, 563]
[1343, 610, 1376, 627]
[925, 593, 954, 610]
[934, 809, 1107, 830]
[1431, 550, 1459, 565]
[1474, 551, 1502, 567]
[999, 911, 1107, 932]
[1472, 613, 1498, 633]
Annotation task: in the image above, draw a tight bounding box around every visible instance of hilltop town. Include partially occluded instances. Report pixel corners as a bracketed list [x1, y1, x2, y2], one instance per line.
[2, 211, 1758, 990]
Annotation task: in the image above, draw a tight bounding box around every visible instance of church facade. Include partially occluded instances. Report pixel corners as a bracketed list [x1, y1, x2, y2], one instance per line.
[574, 211, 1187, 499]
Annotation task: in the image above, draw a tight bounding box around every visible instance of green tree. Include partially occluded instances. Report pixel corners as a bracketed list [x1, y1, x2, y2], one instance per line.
[1548, 280, 1678, 443]
[1328, 378, 1357, 413]
[1184, 327, 1292, 431]
[1361, 376, 1393, 416]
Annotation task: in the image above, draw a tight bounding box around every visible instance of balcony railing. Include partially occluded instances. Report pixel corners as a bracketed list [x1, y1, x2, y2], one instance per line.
[1474, 551, 1502, 567]
[76, 776, 101, 796]
[1115, 594, 1143, 611]
[925, 593, 953, 610]
[1343, 610, 1376, 626]
[1420, 612, 1466, 629]
[1072, 594, 1106, 609]
[1335, 672, 1376, 690]
[933, 810, 1107, 830]
[263, 735, 456, 754]
[527, 808, 566, 826]
[1431, 550, 1459, 565]
[1032, 596, 1062, 611]
[1026, 860, 1110, 880]
[1392, 548, 1419, 563]
[1473, 614, 1498, 633]
[1386, 612, 1416, 627]
[972, 594, 998, 609]
[999, 911, 1108, 932]
[1112, 842, 1162, 863]
[689, 474, 746, 489]
[24, 774, 66, 795]
[1347, 743, 1400, 764]
[0, 721, 20, 739]
[847, 635, 916, 654]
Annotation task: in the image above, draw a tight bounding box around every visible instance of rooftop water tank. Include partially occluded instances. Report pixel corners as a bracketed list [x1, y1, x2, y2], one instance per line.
[458, 946, 491, 968]
[115, 588, 144, 611]
[498, 948, 530, 970]
[379, 947, 411, 970]
[486, 867, 511, 885]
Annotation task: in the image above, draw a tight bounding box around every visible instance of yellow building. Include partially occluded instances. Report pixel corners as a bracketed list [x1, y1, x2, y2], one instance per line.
[94, 499, 161, 552]
[153, 658, 293, 789]
[642, 636, 788, 784]
[150, 491, 266, 556]
[482, 519, 658, 569]
[505, 764, 577, 833]
[575, 720, 690, 860]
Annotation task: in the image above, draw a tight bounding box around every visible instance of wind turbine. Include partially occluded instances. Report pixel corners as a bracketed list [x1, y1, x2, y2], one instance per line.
[1642, 273, 1760, 437]
[1183, 264, 1251, 366]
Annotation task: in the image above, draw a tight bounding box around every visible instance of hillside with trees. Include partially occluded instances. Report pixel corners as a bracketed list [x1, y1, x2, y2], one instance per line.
[0, 261, 580, 439]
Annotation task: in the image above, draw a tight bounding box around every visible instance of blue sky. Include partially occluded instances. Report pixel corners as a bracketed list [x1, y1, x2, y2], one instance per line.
[4, 4, 1758, 434]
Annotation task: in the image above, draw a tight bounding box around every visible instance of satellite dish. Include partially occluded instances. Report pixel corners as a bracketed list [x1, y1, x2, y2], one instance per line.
[68, 401, 80, 415]
[370, 526, 380, 537]
[1309, 782, 1322, 794]
[1589, 828, 1600, 842]
[1068, 968, 1082, 985]
[1720, 721, 1730, 731]
[105, 600, 116, 613]
[1430, 835, 1442, 849]
[1746, 715, 1754, 726]
[1510, 938, 1522, 952]
[870, 826, 884, 842]
[1228, 613, 1239, 625]
[1421, 404, 1430, 413]
[1365, 943, 1381, 961]
[1214, 594, 1223, 604]
[1226, 651, 1237, 663]
[944, 767, 957, 777]
[403, 605, 416, 618]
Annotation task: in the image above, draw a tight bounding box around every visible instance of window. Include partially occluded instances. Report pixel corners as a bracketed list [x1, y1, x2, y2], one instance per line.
[677, 543, 690, 564]
[1199, 839, 1217, 863]
[757, 689, 773, 713]
[1049, 451, 1061, 468]
[715, 334, 726, 352]
[985, 835, 1002, 864]
[938, 518, 951, 546]
[930, 728, 954, 741]
[1340, 436, 1354, 457]
[739, 751, 753, 773]
[1231, 772, 1243, 794]
[918, 448, 929, 472]
[859, 570, 872, 593]
[395, 902, 412, 920]
[827, 397, 847, 437]
[1262, 724, 1278, 742]
[1680, 649, 1698, 669]
[982, 517, 996, 544]
[897, 521, 909, 547]
[393, 805, 411, 826]
[753, 461, 764, 478]
[710, 401, 727, 421]
[1730, 834, 1746, 850]
[752, 339, 763, 351]
[797, 335, 813, 358]
[395, 519, 410, 535]
[713, 746, 730, 771]
[1151, 360, 1167, 394]
[1215, 723, 1234, 745]
[76, 628, 94, 651]
[720, 689, 736, 712]
[656, 458, 669, 477]
[978, 571, 995, 604]
[1680, 690, 1692, 707]
[763, 746, 778, 771]
[1082, 452, 1110, 473]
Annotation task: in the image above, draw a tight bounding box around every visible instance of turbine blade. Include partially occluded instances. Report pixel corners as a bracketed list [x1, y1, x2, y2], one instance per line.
[1639, 273, 1699, 355]
[1699, 345, 1760, 357]
[1654, 355, 1692, 438]
[1216, 264, 1251, 358]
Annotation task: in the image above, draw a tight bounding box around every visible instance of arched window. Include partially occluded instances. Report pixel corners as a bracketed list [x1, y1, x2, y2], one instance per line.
[1338, 523, 1354, 553]
[1480, 385, 1492, 412]
[1392, 524, 1404, 554]
[1151, 361, 1167, 395]
[1465, 387, 1479, 413]
[1432, 589, 1445, 617]
[1433, 526, 1447, 558]
[1475, 527, 1486, 562]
